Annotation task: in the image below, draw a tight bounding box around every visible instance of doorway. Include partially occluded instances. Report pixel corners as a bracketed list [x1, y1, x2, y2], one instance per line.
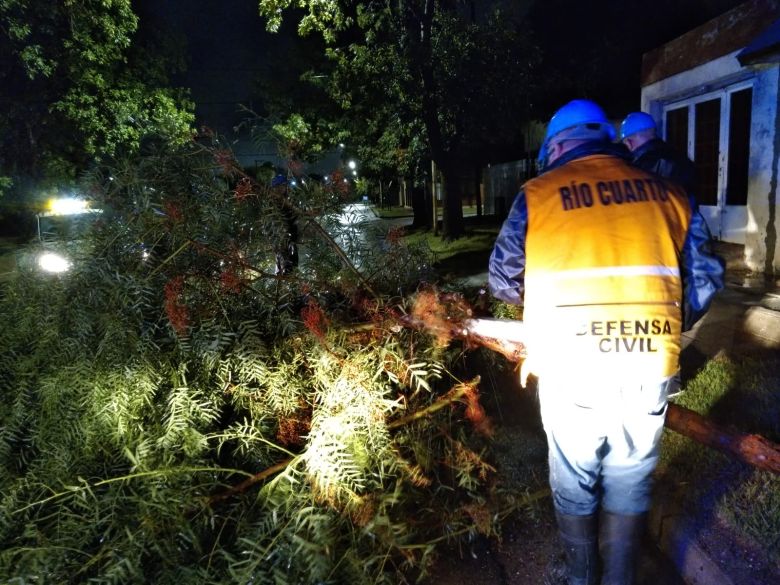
[663, 83, 753, 243]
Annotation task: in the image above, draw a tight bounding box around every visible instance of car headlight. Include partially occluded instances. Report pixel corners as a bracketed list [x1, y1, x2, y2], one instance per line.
[38, 251, 71, 273]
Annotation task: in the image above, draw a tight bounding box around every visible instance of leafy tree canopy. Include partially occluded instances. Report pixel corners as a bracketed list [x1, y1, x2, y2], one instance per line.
[0, 0, 194, 195]
[256, 0, 541, 238]
[246, 22, 345, 164]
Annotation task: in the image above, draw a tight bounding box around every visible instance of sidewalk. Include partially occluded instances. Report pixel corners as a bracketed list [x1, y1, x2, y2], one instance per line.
[649, 241, 780, 585]
[681, 242, 780, 359]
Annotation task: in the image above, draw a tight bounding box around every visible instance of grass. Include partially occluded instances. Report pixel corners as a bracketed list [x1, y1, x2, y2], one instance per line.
[371, 204, 481, 220]
[375, 205, 499, 278]
[403, 226, 499, 260]
[404, 225, 499, 282]
[371, 205, 415, 219]
[658, 354, 780, 560]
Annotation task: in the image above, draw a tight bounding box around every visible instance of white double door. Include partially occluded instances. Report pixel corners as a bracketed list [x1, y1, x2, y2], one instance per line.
[662, 82, 752, 244]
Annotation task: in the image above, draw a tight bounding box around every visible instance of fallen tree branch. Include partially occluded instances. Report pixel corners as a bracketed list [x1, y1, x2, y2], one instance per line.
[210, 380, 482, 502]
[393, 294, 780, 476]
[387, 377, 478, 430]
[209, 458, 294, 504]
[665, 403, 780, 474]
[397, 314, 526, 362]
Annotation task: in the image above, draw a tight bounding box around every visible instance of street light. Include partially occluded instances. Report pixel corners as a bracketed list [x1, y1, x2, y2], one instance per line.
[348, 160, 357, 170]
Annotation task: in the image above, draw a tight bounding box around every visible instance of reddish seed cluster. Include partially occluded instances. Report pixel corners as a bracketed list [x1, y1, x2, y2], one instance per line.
[219, 268, 243, 294]
[462, 502, 493, 535]
[163, 201, 183, 224]
[287, 160, 305, 177]
[449, 441, 496, 482]
[164, 276, 189, 336]
[463, 384, 493, 437]
[347, 293, 391, 344]
[349, 495, 378, 528]
[386, 225, 405, 246]
[233, 177, 253, 201]
[213, 149, 237, 175]
[301, 298, 329, 340]
[276, 414, 310, 447]
[350, 291, 378, 319]
[327, 169, 350, 198]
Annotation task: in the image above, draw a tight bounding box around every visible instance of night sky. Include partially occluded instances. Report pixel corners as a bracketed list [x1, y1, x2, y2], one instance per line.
[139, 0, 748, 140]
[140, 0, 275, 137]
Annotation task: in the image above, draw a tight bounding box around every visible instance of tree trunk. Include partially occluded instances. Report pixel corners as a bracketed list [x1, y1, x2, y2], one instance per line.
[404, 0, 463, 240]
[410, 182, 431, 229]
[439, 162, 464, 239]
[475, 165, 483, 217]
[665, 402, 780, 474]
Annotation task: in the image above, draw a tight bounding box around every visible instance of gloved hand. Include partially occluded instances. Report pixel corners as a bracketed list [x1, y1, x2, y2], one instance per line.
[519, 354, 538, 389]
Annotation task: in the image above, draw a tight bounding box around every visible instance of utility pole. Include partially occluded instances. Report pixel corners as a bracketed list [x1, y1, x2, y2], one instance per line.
[431, 160, 438, 235]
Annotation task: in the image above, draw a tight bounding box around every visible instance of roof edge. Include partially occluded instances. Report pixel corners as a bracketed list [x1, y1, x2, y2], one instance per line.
[641, 0, 780, 87]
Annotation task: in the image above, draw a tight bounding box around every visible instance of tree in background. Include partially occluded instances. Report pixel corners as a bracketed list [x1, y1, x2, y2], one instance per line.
[257, 0, 540, 239]
[248, 19, 343, 160]
[0, 0, 194, 214]
[249, 0, 745, 237]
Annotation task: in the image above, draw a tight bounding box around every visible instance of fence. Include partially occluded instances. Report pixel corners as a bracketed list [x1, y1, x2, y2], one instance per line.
[482, 158, 537, 218]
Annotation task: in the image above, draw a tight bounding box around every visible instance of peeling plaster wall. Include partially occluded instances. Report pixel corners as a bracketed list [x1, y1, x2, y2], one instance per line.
[749, 65, 780, 273]
[641, 52, 780, 274]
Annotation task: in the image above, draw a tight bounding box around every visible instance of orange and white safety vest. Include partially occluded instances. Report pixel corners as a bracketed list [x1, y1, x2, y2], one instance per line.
[522, 154, 691, 381]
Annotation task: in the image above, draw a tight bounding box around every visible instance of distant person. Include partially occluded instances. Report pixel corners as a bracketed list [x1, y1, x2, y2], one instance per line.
[489, 99, 724, 585]
[620, 112, 696, 195]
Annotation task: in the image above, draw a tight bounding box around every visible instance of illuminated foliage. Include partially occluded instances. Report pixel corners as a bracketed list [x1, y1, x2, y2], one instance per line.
[0, 138, 500, 583]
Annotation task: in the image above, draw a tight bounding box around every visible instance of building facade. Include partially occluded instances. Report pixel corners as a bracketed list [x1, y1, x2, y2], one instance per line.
[639, 0, 780, 274]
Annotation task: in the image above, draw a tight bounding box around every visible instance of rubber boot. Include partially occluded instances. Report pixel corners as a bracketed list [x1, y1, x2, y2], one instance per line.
[554, 510, 599, 585]
[599, 511, 646, 585]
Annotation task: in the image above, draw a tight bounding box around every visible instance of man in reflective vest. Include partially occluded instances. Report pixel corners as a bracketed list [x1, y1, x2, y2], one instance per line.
[489, 100, 724, 585]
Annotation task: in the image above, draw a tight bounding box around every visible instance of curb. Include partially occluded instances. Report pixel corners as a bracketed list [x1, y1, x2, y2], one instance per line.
[648, 504, 735, 585]
[742, 304, 780, 347]
[648, 282, 778, 585]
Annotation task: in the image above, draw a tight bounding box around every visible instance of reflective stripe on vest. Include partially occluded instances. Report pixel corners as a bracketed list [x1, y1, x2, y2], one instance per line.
[542, 265, 681, 281]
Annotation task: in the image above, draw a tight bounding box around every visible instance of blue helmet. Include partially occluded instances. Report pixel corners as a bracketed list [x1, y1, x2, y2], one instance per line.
[271, 173, 287, 187]
[538, 99, 615, 169]
[619, 112, 656, 140]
